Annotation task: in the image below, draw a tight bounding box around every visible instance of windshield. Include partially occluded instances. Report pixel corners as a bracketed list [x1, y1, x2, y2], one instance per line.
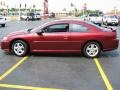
[110, 16, 116, 18]
[30, 22, 51, 33]
[85, 21, 112, 32]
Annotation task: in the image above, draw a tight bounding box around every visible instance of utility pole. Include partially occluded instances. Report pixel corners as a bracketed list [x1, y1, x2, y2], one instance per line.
[114, 6, 117, 15]
[83, 3, 87, 16]
[25, 3, 26, 13]
[44, 0, 48, 19]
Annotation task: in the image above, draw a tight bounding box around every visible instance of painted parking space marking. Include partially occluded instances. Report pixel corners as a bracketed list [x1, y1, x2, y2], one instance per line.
[0, 84, 65, 90]
[94, 58, 113, 90]
[0, 56, 28, 80]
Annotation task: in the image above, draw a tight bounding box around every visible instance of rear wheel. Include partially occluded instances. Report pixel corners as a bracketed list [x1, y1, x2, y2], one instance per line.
[12, 40, 29, 56]
[26, 17, 29, 21]
[105, 21, 108, 26]
[83, 42, 101, 58]
[1, 24, 5, 27]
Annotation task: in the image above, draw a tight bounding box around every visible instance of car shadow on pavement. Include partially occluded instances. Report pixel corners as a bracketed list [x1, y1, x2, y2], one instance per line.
[30, 53, 85, 58]
[2, 50, 120, 58]
[99, 50, 120, 58]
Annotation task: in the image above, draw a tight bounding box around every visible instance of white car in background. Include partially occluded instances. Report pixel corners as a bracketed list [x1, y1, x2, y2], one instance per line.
[103, 16, 119, 26]
[0, 15, 7, 27]
[20, 13, 41, 21]
[86, 14, 103, 26]
[34, 13, 41, 20]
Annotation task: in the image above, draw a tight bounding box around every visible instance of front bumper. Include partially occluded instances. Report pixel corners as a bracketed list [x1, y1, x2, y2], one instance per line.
[0, 40, 10, 52]
[107, 22, 118, 25]
[91, 20, 102, 24]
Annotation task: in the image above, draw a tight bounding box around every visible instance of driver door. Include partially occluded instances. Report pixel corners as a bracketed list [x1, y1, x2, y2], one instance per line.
[33, 23, 71, 52]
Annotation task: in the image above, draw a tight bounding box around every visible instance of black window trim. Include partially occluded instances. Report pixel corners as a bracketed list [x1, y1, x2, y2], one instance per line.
[42, 23, 70, 33]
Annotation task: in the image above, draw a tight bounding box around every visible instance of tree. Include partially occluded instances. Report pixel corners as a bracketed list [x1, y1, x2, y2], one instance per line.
[86, 10, 103, 15]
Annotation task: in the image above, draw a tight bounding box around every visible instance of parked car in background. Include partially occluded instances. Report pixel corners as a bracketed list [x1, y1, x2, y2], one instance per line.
[0, 15, 7, 27]
[45, 12, 55, 18]
[20, 13, 41, 21]
[102, 15, 119, 26]
[34, 13, 41, 20]
[1, 19, 119, 58]
[116, 15, 120, 25]
[49, 12, 55, 18]
[86, 14, 103, 26]
[80, 15, 87, 21]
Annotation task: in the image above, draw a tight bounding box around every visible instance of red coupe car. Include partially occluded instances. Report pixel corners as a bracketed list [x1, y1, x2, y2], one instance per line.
[0, 19, 119, 58]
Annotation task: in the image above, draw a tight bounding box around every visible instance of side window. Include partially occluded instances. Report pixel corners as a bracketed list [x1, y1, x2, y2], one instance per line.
[44, 24, 69, 33]
[71, 24, 88, 32]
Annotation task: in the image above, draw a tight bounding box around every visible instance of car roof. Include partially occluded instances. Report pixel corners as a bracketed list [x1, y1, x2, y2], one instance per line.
[42, 19, 98, 30]
[48, 19, 84, 24]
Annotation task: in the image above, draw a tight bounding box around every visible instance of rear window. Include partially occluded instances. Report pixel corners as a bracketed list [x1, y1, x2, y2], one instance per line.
[35, 13, 40, 15]
[27, 13, 34, 16]
[89, 14, 99, 17]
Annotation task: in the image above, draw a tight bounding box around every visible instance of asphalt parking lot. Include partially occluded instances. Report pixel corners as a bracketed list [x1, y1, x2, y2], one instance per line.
[0, 19, 120, 90]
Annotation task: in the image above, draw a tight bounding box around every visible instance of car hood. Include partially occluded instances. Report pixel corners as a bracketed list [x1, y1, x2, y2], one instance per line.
[7, 29, 28, 37]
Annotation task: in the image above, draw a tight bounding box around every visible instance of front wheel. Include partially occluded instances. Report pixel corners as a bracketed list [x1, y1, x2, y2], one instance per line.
[83, 42, 101, 58]
[12, 40, 29, 56]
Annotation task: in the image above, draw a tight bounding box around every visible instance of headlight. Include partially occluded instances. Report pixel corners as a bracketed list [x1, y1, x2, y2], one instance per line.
[3, 37, 8, 41]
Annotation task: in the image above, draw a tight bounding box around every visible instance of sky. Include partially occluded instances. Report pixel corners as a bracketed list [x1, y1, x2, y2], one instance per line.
[1, 0, 120, 13]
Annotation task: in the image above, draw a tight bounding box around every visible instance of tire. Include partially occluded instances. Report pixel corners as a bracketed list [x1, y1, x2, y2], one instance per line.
[83, 42, 101, 58]
[98, 23, 101, 26]
[105, 21, 108, 26]
[115, 23, 118, 26]
[26, 17, 29, 21]
[20, 17, 23, 21]
[12, 40, 29, 57]
[1, 24, 5, 27]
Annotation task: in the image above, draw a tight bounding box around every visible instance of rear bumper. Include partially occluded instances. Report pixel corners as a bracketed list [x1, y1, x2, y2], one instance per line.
[108, 22, 118, 25]
[0, 40, 10, 52]
[103, 39, 119, 51]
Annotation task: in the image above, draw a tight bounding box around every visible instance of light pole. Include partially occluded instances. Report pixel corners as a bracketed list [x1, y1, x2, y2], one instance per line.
[19, 3, 21, 20]
[25, 3, 26, 13]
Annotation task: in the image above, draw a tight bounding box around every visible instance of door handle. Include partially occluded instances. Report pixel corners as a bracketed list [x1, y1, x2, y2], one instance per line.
[64, 37, 68, 39]
[63, 36, 69, 40]
[64, 36, 68, 38]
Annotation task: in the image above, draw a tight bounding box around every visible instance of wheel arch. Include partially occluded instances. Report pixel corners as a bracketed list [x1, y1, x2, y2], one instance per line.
[81, 40, 103, 52]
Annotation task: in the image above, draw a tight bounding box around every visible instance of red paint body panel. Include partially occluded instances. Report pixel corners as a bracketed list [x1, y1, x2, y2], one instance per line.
[0, 20, 119, 54]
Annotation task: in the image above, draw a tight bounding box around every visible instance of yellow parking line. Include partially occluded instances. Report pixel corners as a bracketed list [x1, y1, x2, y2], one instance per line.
[94, 58, 113, 90]
[0, 84, 65, 90]
[0, 56, 28, 80]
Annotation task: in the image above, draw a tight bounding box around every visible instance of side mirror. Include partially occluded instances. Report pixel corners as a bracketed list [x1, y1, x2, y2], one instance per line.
[37, 30, 43, 35]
